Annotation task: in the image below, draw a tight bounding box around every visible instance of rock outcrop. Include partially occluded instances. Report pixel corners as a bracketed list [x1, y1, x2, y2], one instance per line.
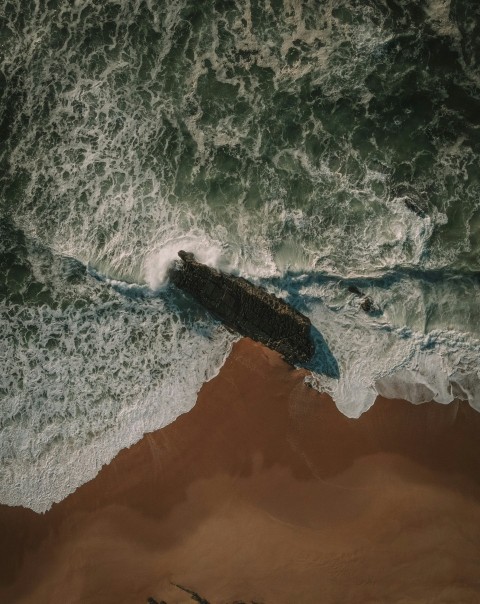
[169, 251, 315, 364]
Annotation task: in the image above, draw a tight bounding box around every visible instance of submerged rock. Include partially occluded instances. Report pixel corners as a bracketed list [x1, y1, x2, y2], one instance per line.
[360, 296, 375, 313]
[347, 284, 376, 314]
[348, 285, 364, 297]
[404, 198, 427, 218]
[169, 251, 315, 364]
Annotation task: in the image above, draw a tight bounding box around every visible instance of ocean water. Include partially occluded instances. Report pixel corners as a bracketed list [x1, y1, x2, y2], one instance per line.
[1, 0, 479, 512]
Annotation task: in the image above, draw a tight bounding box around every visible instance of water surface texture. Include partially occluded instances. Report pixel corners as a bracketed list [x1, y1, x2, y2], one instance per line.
[1, 0, 480, 511]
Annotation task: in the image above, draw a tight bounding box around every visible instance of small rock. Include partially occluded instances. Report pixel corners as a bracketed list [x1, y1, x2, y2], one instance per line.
[360, 296, 374, 313]
[348, 285, 363, 297]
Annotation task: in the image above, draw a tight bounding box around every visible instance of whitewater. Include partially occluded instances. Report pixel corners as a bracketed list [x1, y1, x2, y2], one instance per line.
[1, 0, 480, 512]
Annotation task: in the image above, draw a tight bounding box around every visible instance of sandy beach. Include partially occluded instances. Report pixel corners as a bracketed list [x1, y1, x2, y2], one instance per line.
[1, 338, 480, 604]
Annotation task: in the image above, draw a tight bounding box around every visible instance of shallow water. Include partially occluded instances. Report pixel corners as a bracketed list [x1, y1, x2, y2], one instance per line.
[1, 0, 480, 511]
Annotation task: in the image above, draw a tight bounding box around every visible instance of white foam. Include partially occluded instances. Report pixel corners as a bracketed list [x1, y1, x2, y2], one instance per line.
[0, 278, 236, 513]
[301, 284, 480, 417]
[143, 235, 225, 290]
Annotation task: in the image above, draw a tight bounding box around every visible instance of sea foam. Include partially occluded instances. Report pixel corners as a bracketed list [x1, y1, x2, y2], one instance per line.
[0, 262, 236, 512]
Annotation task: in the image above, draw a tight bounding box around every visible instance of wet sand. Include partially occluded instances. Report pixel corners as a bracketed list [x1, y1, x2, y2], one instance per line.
[1, 338, 480, 604]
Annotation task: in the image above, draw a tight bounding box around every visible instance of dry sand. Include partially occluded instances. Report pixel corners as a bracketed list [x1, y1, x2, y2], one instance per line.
[1, 338, 480, 604]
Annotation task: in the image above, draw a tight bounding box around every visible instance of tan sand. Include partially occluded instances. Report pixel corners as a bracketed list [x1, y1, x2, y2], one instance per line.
[1, 338, 480, 604]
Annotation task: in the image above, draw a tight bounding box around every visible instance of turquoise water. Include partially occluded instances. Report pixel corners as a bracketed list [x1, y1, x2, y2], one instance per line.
[1, 0, 480, 511]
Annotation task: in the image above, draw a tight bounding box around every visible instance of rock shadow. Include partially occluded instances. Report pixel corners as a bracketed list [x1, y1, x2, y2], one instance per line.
[301, 325, 340, 379]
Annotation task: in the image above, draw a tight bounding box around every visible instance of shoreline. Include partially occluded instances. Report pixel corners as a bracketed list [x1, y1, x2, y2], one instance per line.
[1, 338, 480, 603]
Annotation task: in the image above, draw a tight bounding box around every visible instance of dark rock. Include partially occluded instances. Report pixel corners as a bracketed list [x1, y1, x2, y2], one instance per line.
[348, 285, 364, 297]
[169, 251, 315, 364]
[147, 598, 165, 604]
[347, 284, 377, 314]
[360, 296, 374, 313]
